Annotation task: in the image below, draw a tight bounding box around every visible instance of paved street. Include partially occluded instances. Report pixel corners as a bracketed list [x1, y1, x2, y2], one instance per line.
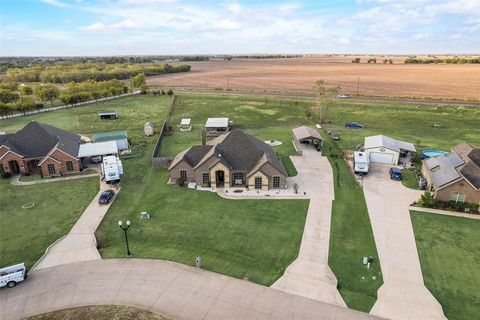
[34, 180, 118, 270]
[362, 164, 446, 320]
[0, 259, 382, 320]
[272, 147, 345, 306]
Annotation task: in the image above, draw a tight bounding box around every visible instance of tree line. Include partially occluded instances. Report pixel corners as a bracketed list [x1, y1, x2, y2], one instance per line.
[404, 57, 480, 64]
[0, 78, 131, 118]
[2, 63, 191, 83]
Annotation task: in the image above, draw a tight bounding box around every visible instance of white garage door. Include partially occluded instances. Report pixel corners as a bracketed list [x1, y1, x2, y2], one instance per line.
[369, 152, 394, 164]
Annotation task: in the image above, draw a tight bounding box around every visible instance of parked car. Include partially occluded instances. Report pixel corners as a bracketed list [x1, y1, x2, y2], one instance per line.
[337, 94, 348, 99]
[419, 177, 427, 190]
[98, 190, 115, 204]
[389, 167, 402, 180]
[345, 122, 364, 129]
[0, 263, 27, 288]
[91, 155, 102, 163]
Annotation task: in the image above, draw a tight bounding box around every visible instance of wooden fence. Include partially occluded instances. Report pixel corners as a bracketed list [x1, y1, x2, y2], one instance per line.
[151, 95, 179, 168]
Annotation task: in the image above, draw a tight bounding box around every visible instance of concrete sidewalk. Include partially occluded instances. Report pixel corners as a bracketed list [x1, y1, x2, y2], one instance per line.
[362, 164, 446, 320]
[34, 180, 118, 270]
[272, 148, 345, 306]
[0, 259, 381, 320]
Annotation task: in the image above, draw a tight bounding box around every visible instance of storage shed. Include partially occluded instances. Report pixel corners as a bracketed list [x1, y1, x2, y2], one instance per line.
[144, 122, 154, 136]
[93, 131, 129, 151]
[180, 118, 192, 131]
[205, 117, 229, 136]
[364, 135, 416, 165]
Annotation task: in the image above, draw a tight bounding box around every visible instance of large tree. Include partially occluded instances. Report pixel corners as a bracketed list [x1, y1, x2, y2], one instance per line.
[35, 84, 60, 107]
[313, 80, 340, 124]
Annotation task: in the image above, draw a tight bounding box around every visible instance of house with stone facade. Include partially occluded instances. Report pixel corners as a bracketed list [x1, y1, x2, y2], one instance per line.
[0, 121, 81, 177]
[168, 129, 287, 190]
[421, 143, 480, 204]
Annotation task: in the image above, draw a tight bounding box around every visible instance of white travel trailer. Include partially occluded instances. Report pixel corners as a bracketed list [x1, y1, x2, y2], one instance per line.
[0, 263, 27, 288]
[354, 151, 369, 174]
[102, 155, 124, 184]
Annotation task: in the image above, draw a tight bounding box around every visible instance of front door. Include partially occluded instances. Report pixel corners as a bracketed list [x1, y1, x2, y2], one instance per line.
[8, 160, 20, 174]
[216, 170, 225, 187]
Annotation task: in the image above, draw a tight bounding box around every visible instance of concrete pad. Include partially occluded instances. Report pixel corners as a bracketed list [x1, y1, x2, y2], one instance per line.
[0, 259, 384, 320]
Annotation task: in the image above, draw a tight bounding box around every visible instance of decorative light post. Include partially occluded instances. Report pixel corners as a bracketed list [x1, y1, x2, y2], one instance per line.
[118, 220, 131, 257]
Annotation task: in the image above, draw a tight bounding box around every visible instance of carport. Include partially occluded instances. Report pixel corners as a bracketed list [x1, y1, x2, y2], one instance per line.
[292, 126, 323, 153]
[78, 141, 118, 158]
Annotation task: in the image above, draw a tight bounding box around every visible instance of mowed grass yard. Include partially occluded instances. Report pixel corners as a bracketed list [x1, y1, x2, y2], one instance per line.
[0, 178, 98, 268]
[411, 212, 480, 320]
[323, 140, 382, 312]
[323, 101, 480, 151]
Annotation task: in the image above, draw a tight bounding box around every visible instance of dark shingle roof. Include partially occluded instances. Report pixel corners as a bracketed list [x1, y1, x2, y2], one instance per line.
[467, 149, 480, 167]
[213, 130, 286, 174]
[460, 161, 480, 189]
[183, 145, 212, 167]
[0, 121, 80, 158]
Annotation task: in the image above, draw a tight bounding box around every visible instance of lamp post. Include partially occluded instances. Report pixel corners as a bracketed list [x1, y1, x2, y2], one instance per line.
[118, 220, 131, 257]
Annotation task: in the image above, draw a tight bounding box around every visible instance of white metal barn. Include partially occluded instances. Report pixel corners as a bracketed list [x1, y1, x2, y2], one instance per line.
[205, 117, 229, 136]
[364, 135, 416, 165]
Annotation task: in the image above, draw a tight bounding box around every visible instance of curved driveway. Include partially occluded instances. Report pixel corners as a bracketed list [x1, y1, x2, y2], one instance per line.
[0, 259, 382, 320]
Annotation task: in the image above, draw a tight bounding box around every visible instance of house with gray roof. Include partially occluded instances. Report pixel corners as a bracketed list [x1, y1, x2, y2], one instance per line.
[168, 129, 287, 190]
[0, 121, 82, 177]
[422, 143, 480, 203]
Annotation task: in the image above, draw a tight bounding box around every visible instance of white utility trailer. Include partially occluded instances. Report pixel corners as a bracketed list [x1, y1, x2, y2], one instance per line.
[0, 263, 27, 288]
[354, 151, 370, 174]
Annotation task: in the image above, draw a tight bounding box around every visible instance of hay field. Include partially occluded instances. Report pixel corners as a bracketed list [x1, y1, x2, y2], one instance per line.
[148, 56, 480, 100]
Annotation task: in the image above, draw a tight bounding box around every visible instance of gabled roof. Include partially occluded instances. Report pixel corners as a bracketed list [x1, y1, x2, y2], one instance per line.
[170, 129, 286, 176]
[364, 135, 416, 153]
[292, 126, 323, 141]
[0, 121, 80, 159]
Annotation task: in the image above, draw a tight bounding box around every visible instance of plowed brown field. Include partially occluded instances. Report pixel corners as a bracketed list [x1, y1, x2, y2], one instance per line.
[147, 56, 480, 100]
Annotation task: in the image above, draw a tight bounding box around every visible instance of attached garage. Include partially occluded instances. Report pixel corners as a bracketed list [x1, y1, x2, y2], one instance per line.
[364, 135, 416, 165]
[369, 152, 394, 164]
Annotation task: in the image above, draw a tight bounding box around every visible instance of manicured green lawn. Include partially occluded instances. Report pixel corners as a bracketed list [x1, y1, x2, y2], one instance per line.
[0, 177, 98, 268]
[0, 95, 172, 145]
[411, 211, 480, 320]
[324, 140, 383, 312]
[96, 148, 308, 285]
[323, 101, 480, 151]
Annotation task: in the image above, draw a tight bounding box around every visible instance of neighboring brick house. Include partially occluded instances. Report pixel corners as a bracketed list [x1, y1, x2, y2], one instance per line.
[0, 121, 81, 177]
[168, 129, 287, 191]
[421, 143, 480, 204]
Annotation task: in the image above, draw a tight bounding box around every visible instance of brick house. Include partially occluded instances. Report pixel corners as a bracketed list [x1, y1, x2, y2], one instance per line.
[168, 129, 287, 190]
[0, 121, 81, 177]
[421, 143, 480, 204]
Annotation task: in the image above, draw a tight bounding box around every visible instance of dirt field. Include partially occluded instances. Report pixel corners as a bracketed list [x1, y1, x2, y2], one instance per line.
[148, 56, 480, 100]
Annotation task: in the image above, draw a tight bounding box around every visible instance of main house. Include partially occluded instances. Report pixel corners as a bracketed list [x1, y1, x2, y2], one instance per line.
[421, 143, 480, 204]
[0, 121, 81, 177]
[168, 129, 287, 190]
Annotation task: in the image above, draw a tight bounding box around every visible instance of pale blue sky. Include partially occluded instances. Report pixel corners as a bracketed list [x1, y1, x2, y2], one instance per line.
[1, 0, 479, 56]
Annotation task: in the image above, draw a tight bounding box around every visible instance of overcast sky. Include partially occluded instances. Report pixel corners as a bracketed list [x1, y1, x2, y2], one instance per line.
[1, 0, 479, 56]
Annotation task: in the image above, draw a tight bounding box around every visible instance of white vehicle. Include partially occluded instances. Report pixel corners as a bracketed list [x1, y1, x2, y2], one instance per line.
[0, 263, 27, 288]
[354, 151, 369, 174]
[101, 155, 123, 184]
[337, 94, 348, 99]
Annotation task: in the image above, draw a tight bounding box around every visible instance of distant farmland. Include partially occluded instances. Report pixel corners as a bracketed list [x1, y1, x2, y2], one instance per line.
[147, 56, 480, 100]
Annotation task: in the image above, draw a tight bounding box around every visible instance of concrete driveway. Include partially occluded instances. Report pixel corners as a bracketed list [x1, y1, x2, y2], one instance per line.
[34, 181, 118, 270]
[362, 164, 446, 320]
[272, 147, 345, 306]
[0, 259, 381, 320]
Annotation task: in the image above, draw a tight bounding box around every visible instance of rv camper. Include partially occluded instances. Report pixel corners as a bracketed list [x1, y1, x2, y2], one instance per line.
[101, 155, 124, 184]
[354, 151, 369, 174]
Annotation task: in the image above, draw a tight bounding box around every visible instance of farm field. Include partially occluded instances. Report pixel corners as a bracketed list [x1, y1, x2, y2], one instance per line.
[0, 177, 98, 268]
[148, 56, 480, 100]
[411, 211, 480, 320]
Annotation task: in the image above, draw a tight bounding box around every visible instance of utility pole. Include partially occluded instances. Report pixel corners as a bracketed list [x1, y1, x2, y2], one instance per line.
[227, 76, 230, 91]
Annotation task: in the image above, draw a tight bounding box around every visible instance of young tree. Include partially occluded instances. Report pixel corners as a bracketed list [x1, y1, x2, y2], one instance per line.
[132, 73, 146, 88]
[0, 89, 20, 104]
[20, 85, 33, 95]
[313, 80, 340, 124]
[35, 84, 60, 107]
